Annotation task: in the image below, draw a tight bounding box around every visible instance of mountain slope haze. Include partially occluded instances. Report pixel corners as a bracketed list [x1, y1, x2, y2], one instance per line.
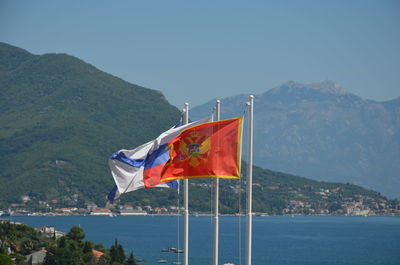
[191, 81, 400, 198]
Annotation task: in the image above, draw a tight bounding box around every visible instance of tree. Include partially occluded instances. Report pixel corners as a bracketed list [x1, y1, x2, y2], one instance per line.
[82, 241, 95, 264]
[110, 239, 125, 264]
[0, 254, 13, 265]
[67, 226, 85, 242]
[125, 251, 137, 265]
[58, 236, 67, 248]
[98, 254, 111, 265]
[94, 243, 106, 252]
[83, 241, 93, 253]
[9, 252, 27, 265]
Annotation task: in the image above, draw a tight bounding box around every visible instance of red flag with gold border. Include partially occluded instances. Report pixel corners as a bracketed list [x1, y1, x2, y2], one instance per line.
[160, 117, 243, 182]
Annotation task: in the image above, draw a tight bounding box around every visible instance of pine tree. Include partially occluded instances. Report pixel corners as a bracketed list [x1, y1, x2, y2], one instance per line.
[110, 239, 125, 264]
[125, 251, 137, 265]
[67, 226, 85, 242]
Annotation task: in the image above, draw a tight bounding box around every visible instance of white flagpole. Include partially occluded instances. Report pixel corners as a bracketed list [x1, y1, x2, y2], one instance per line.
[183, 102, 189, 265]
[213, 100, 221, 265]
[246, 95, 254, 265]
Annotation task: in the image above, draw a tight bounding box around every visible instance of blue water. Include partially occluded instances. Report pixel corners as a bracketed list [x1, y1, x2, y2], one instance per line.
[8, 216, 400, 265]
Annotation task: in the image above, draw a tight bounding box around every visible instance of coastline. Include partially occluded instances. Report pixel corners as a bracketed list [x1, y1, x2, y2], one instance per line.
[3, 212, 399, 217]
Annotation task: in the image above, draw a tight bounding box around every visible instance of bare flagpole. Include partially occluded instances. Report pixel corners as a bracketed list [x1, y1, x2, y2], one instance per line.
[246, 95, 254, 265]
[213, 100, 221, 265]
[183, 103, 189, 265]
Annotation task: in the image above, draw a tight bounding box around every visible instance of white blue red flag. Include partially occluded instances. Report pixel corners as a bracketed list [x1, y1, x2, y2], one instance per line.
[108, 116, 213, 202]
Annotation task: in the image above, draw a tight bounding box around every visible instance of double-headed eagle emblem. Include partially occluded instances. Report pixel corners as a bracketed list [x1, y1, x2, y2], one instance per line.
[177, 130, 211, 167]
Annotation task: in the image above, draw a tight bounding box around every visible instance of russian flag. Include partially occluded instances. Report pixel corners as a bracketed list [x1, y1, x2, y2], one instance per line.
[108, 116, 212, 202]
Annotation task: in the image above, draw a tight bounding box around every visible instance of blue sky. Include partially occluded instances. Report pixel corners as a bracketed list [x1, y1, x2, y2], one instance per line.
[1, 0, 399, 107]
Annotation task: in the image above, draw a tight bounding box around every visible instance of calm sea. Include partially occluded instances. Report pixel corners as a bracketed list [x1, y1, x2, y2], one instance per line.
[8, 215, 400, 265]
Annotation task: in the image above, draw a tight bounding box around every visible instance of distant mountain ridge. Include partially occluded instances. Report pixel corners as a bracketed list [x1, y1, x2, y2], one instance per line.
[191, 80, 400, 198]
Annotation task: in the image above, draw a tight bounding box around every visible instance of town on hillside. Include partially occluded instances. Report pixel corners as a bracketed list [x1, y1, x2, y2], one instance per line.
[1, 185, 399, 217]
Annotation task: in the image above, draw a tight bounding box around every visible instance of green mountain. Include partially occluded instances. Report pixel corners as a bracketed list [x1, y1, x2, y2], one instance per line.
[0, 42, 181, 207]
[0, 43, 397, 215]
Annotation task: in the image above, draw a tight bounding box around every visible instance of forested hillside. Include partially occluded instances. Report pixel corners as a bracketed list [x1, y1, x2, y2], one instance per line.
[0, 42, 180, 207]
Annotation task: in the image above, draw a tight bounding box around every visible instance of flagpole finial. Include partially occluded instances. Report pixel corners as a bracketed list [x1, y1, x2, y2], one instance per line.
[185, 102, 189, 107]
[216, 100, 220, 103]
[249, 95, 254, 99]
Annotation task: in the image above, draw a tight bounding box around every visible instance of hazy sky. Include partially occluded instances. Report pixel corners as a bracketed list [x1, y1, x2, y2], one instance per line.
[1, 0, 399, 107]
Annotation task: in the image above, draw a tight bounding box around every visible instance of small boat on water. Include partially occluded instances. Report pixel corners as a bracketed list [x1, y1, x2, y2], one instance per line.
[158, 260, 167, 263]
[160, 247, 183, 253]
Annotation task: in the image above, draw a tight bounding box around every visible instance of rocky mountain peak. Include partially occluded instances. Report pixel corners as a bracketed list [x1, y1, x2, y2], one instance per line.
[269, 80, 349, 96]
[191, 81, 400, 199]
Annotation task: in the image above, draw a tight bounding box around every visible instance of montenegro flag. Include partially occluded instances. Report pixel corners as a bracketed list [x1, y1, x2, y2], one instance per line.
[160, 116, 243, 182]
